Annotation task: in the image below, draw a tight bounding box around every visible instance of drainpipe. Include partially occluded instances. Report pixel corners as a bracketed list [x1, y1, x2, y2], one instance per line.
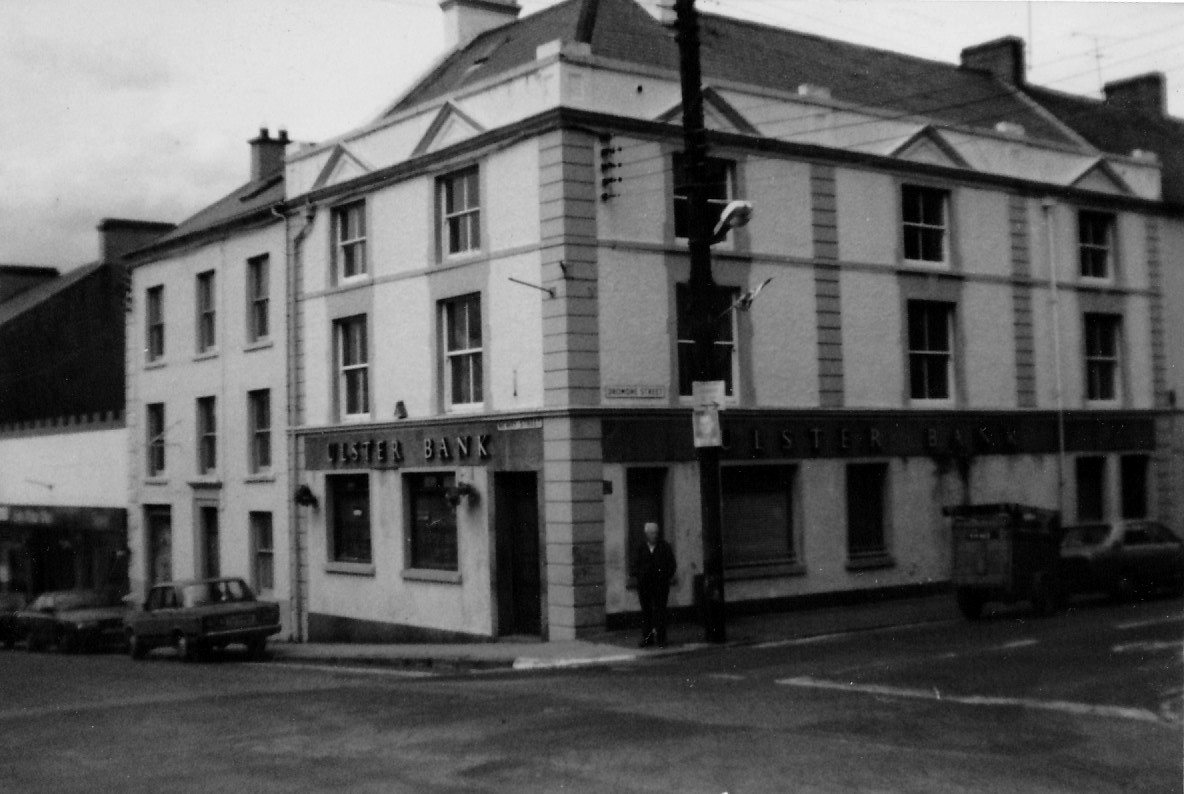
[284, 201, 316, 641]
[1042, 198, 1067, 518]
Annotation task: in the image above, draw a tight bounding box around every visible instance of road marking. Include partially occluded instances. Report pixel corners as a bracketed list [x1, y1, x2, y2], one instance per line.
[706, 673, 746, 681]
[1111, 640, 1183, 654]
[272, 662, 435, 678]
[775, 676, 1166, 724]
[996, 639, 1039, 650]
[1115, 615, 1184, 631]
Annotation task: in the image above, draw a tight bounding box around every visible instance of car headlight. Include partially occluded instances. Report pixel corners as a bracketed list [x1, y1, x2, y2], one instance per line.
[75, 621, 98, 630]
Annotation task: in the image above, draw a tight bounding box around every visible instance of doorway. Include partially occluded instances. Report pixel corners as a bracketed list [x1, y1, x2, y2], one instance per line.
[495, 472, 541, 636]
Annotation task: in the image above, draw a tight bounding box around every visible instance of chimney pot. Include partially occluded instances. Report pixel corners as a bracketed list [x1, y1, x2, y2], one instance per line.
[249, 127, 289, 182]
[1104, 72, 1166, 116]
[439, 0, 520, 51]
[960, 36, 1026, 86]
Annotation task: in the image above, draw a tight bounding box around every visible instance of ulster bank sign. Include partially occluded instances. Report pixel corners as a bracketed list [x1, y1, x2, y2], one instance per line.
[302, 418, 543, 471]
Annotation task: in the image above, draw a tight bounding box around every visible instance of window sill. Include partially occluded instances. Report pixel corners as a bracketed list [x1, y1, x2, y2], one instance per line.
[724, 561, 806, 580]
[144, 477, 169, 486]
[440, 251, 483, 266]
[340, 413, 373, 424]
[401, 568, 462, 584]
[325, 561, 375, 577]
[193, 350, 219, 362]
[446, 403, 485, 415]
[187, 478, 223, 490]
[244, 473, 275, 483]
[846, 553, 895, 572]
[144, 360, 167, 370]
[909, 398, 955, 409]
[901, 259, 952, 270]
[244, 339, 274, 353]
[1085, 399, 1121, 409]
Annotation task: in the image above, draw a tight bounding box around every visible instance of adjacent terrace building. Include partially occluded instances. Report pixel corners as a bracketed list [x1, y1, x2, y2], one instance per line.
[0, 221, 171, 598]
[125, 130, 295, 634]
[276, 0, 1177, 642]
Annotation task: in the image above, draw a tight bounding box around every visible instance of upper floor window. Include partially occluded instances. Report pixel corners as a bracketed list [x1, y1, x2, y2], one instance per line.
[247, 254, 270, 342]
[333, 201, 367, 280]
[248, 389, 271, 473]
[335, 316, 369, 419]
[146, 402, 166, 477]
[1078, 210, 1115, 279]
[901, 185, 949, 264]
[907, 300, 954, 402]
[1084, 313, 1121, 403]
[196, 271, 216, 352]
[672, 153, 733, 239]
[442, 294, 483, 408]
[196, 396, 217, 474]
[440, 167, 480, 256]
[146, 286, 164, 361]
[676, 283, 738, 398]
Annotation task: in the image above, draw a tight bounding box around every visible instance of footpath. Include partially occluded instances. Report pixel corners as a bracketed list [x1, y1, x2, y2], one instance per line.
[269, 591, 963, 673]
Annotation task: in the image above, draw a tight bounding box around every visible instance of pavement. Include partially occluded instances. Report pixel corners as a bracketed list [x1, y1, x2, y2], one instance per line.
[269, 591, 964, 672]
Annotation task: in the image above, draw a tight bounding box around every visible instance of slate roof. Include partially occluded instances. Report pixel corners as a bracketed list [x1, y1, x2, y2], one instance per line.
[386, 0, 1078, 147]
[0, 261, 105, 327]
[134, 173, 284, 258]
[1024, 84, 1184, 207]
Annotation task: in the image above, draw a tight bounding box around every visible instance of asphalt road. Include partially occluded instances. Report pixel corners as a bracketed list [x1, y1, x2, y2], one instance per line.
[0, 596, 1179, 793]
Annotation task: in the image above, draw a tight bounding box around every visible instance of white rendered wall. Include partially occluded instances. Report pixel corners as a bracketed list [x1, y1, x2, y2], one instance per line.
[0, 429, 127, 507]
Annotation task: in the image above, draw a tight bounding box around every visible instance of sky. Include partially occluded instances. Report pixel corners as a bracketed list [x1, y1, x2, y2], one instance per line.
[1, 0, 1181, 269]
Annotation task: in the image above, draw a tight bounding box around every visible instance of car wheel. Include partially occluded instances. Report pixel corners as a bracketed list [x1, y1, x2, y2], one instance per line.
[246, 637, 267, 661]
[56, 628, 77, 654]
[956, 589, 985, 620]
[1111, 574, 1135, 603]
[128, 632, 147, 660]
[175, 633, 195, 662]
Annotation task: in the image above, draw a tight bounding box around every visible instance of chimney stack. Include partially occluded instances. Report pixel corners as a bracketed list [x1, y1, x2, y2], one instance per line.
[250, 127, 290, 182]
[97, 219, 176, 263]
[1104, 73, 1166, 116]
[960, 36, 1026, 86]
[439, 0, 519, 51]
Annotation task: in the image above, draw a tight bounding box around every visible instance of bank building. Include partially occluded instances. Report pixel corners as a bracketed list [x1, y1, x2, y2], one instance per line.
[124, 0, 1182, 642]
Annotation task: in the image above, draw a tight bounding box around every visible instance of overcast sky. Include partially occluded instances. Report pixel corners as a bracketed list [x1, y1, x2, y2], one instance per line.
[1, 0, 1181, 269]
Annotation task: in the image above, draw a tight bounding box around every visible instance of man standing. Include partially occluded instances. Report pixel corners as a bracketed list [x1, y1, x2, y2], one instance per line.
[631, 521, 676, 648]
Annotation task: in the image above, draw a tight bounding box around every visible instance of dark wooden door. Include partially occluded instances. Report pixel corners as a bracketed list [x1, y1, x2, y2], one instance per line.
[496, 472, 541, 636]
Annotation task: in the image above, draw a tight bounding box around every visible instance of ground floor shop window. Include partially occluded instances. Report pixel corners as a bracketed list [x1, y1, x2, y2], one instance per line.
[1120, 455, 1149, 519]
[720, 465, 796, 568]
[146, 506, 172, 585]
[406, 472, 458, 571]
[847, 463, 889, 561]
[1076, 456, 1106, 522]
[329, 474, 371, 564]
[250, 512, 274, 592]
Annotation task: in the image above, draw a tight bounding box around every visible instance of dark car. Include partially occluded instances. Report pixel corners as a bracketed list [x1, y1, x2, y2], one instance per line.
[15, 589, 130, 652]
[125, 577, 280, 661]
[0, 592, 28, 649]
[1060, 520, 1184, 600]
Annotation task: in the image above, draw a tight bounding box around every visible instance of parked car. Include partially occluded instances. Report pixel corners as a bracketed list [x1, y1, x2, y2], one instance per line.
[15, 588, 130, 652]
[1060, 520, 1184, 600]
[125, 577, 280, 661]
[0, 592, 28, 649]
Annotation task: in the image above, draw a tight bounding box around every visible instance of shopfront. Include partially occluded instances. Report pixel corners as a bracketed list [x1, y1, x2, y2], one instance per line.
[297, 417, 543, 642]
[600, 409, 1158, 619]
[0, 504, 128, 598]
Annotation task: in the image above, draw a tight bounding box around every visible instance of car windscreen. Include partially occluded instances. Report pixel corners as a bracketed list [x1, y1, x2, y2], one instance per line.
[1061, 524, 1111, 548]
[180, 581, 253, 608]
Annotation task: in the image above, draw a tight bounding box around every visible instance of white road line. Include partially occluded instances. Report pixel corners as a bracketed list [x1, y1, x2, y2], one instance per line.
[996, 639, 1039, 650]
[1115, 615, 1184, 631]
[1111, 640, 1183, 654]
[706, 673, 746, 681]
[775, 676, 1165, 724]
[273, 662, 435, 678]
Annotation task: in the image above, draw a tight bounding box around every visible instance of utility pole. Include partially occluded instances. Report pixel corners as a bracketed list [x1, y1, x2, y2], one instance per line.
[675, 0, 726, 643]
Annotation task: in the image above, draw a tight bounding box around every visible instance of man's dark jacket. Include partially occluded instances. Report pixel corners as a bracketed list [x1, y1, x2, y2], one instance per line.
[631, 539, 676, 592]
